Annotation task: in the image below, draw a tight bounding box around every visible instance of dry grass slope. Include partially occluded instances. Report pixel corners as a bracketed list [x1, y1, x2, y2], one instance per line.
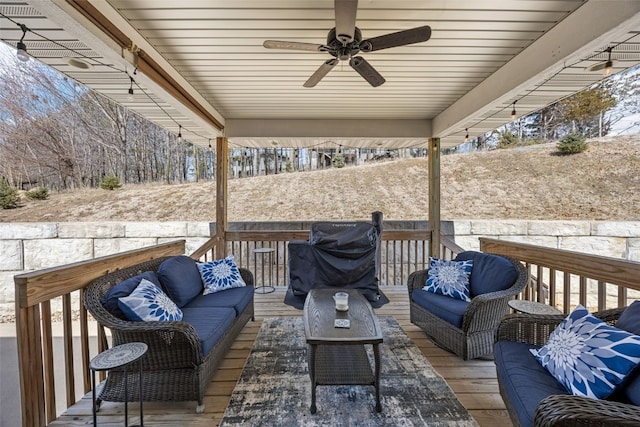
[1, 135, 639, 222]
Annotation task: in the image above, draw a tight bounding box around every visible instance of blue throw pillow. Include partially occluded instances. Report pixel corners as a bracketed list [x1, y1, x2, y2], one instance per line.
[118, 278, 183, 322]
[423, 258, 473, 302]
[101, 271, 161, 319]
[530, 304, 640, 399]
[198, 255, 246, 295]
[454, 251, 518, 297]
[157, 255, 203, 307]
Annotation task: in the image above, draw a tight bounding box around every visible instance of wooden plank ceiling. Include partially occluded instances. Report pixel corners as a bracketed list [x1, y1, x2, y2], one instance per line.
[1, 0, 640, 149]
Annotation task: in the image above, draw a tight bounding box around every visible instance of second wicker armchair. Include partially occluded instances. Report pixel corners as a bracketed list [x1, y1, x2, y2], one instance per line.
[407, 251, 529, 360]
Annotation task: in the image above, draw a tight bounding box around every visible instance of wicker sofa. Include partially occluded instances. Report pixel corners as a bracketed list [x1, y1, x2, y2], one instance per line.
[407, 251, 529, 360]
[84, 255, 254, 412]
[495, 305, 640, 427]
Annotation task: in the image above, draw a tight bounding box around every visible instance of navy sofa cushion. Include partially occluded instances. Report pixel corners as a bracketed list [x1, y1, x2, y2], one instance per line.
[181, 306, 236, 356]
[183, 285, 254, 316]
[455, 251, 518, 297]
[614, 301, 640, 405]
[412, 289, 467, 328]
[157, 256, 203, 307]
[101, 271, 162, 319]
[495, 340, 570, 427]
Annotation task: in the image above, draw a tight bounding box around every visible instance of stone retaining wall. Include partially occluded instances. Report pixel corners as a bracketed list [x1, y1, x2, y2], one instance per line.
[1, 220, 639, 320]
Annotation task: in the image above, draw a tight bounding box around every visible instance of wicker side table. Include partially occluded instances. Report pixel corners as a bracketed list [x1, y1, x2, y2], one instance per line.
[90, 342, 148, 427]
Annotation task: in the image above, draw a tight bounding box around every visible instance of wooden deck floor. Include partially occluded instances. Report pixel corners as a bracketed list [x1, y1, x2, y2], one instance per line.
[49, 286, 512, 426]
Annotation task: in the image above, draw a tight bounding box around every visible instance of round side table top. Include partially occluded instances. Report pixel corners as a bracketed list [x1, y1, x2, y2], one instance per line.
[252, 247, 275, 254]
[508, 300, 562, 315]
[90, 342, 148, 371]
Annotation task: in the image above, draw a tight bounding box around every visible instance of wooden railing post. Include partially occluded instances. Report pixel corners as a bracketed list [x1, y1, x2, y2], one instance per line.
[215, 136, 229, 258]
[428, 137, 441, 258]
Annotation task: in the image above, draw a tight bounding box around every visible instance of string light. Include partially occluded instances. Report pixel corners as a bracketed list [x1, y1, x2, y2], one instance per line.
[604, 47, 614, 76]
[127, 76, 135, 100]
[16, 23, 29, 62]
[2, 12, 637, 148]
[0, 13, 218, 146]
[464, 128, 469, 142]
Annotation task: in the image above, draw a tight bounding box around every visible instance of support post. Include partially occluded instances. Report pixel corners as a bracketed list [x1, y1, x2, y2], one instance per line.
[215, 137, 228, 258]
[428, 137, 441, 258]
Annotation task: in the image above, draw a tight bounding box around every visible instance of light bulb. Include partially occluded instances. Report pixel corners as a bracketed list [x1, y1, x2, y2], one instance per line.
[16, 41, 29, 62]
[604, 60, 613, 76]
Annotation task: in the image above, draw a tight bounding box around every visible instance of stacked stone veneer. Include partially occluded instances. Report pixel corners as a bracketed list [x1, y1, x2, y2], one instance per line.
[1, 220, 639, 320]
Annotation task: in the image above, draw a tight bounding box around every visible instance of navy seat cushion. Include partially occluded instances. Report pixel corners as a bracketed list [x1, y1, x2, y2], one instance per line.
[157, 256, 203, 307]
[494, 340, 570, 427]
[183, 285, 254, 316]
[181, 307, 236, 356]
[101, 271, 162, 319]
[411, 289, 467, 329]
[613, 301, 640, 405]
[455, 251, 518, 297]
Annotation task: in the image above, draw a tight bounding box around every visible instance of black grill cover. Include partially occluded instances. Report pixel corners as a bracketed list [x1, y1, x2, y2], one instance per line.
[284, 212, 388, 309]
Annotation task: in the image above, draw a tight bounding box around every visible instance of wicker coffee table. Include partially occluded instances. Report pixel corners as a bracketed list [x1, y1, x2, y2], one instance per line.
[303, 288, 383, 414]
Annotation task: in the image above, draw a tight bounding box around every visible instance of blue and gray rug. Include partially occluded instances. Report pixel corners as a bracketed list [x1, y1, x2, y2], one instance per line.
[220, 316, 478, 426]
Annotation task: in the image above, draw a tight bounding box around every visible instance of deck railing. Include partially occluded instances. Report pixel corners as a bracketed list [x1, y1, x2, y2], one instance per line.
[13, 233, 640, 426]
[192, 229, 462, 287]
[13, 241, 186, 427]
[480, 237, 640, 312]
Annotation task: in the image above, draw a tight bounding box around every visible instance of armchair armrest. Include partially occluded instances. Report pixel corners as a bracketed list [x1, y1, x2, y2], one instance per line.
[534, 394, 640, 427]
[496, 313, 566, 346]
[110, 319, 204, 367]
[407, 270, 428, 297]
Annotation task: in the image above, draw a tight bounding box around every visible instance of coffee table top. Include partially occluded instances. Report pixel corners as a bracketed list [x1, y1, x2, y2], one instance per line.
[303, 289, 383, 345]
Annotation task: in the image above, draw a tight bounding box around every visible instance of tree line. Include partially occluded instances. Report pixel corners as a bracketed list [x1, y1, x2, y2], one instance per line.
[0, 53, 201, 191]
[1, 49, 638, 192]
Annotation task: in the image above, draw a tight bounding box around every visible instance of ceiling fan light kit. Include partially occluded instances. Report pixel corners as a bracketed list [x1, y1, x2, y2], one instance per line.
[263, 0, 431, 87]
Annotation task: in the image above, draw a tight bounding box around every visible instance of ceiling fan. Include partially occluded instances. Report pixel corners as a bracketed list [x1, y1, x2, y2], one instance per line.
[263, 0, 431, 87]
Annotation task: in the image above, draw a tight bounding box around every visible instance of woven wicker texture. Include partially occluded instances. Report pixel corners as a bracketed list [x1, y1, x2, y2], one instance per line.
[84, 256, 254, 410]
[496, 307, 640, 427]
[407, 255, 529, 360]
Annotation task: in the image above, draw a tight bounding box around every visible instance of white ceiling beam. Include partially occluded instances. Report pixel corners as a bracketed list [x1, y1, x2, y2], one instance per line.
[226, 119, 431, 139]
[432, 0, 640, 138]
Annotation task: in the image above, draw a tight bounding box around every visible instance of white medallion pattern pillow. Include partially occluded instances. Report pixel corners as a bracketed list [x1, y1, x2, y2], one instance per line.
[423, 258, 473, 302]
[198, 255, 246, 295]
[118, 278, 183, 322]
[530, 304, 640, 399]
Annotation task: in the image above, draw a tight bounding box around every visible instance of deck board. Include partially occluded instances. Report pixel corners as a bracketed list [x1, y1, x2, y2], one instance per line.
[47, 286, 512, 426]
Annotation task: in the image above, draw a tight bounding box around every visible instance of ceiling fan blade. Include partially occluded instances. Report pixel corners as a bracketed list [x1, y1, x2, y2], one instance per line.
[349, 56, 385, 87]
[361, 25, 432, 52]
[335, 0, 358, 44]
[304, 58, 338, 87]
[263, 40, 324, 52]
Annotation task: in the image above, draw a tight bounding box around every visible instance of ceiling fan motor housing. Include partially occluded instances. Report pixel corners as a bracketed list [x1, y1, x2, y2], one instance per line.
[327, 27, 363, 60]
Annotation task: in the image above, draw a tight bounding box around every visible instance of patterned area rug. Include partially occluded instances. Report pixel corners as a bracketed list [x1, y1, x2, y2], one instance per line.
[220, 316, 478, 426]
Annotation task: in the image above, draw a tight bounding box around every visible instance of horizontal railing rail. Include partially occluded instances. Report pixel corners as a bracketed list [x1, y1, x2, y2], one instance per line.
[191, 229, 442, 288]
[13, 241, 186, 427]
[480, 237, 640, 312]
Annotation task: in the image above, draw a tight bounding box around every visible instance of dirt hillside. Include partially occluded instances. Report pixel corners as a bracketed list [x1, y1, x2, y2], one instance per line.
[1, 135, 638, 222]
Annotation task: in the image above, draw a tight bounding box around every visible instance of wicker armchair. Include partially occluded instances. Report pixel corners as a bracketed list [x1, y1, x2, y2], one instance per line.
[496, 307, 640, 427]
[407, 252, 529, 360]
[84, 256, 254, 412]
